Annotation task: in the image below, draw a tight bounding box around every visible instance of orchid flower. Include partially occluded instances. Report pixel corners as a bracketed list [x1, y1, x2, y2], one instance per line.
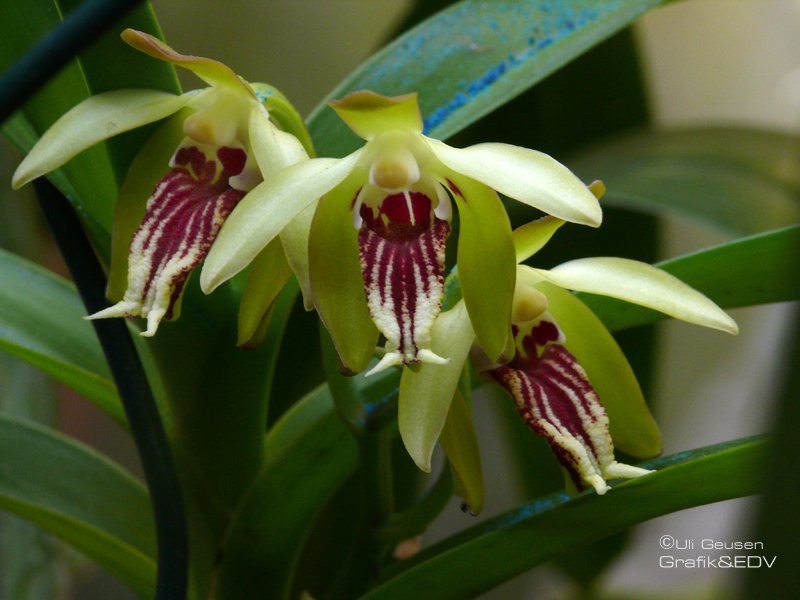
[201, 91, 602, 374]
[400, 191, 738, 496]
[13, 29, 309, 338]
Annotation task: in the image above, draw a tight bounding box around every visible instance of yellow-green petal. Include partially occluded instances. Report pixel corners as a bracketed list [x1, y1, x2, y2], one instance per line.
[399, 300, 475, 472]
[512, 216, 565, 263]
[200, 150, 362, 293]
[107, 109, 191, 301]
[523, 257, 739, 334]
[121, 29, 252, 96]
[440, 389, 484, 515]
[426, 139, 602, 227]
[446, 173, 515, 363]
[535, 281, 661, 458]
[328, 91, 423, 140]
[247, 106, 308, 177]
[279, 203, 316, 310]
[309, 170, 378, 374]
[237, 237, 294, 346]
[12, 89, 194, 189]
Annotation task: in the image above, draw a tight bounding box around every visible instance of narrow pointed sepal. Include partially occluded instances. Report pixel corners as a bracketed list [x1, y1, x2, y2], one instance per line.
[237, 237, 294, 347]
[121, 29, 251, 95]
[309, 172, 379, 373]
[490, 320, 652, 495]
[399, 301, 475, 472]
[90, 144, 248, 335]
[358, 191, 451, 370]
[12, 89, 193, 189]
[522, 257, 739, 335]
[426, 139, 602, 227]
[439, 390, 484, 515]
[444, 173, 516, 363]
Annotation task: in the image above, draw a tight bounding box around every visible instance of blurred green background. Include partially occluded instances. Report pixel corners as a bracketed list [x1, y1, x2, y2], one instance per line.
[1, 0, 798, 598]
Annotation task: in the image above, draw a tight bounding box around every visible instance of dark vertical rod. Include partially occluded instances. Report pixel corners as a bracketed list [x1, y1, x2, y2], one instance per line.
[34, 179, 188, 600]
[0, 0, 143, 124]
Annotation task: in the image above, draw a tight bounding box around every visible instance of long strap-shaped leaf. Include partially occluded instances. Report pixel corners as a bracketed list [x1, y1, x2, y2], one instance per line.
[308, 0, 667, 156]
[583, 225, 800, 332]
[0, 415, 155, 598]
[0, 247, 123, 424]
[364, 436, 767, 599]
[570, 128, 800, 236]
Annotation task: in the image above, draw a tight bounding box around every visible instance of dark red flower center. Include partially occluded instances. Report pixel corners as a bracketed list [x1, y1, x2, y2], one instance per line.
[360, 191, 433, 240]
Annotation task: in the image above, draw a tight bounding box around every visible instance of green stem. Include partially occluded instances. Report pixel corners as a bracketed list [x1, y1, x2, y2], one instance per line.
[319, 324, 399, 595]
[360, 428, 395, 531]
[319, 323, 364, 432]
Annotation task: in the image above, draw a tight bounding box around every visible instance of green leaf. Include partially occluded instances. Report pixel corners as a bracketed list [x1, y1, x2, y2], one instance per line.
[308, 0, 667, 156]
[0, 416, 155, 598]
[214, 385, 358, 600]
[0, 352, 60, 600]
[365, 436, 768, 599]
[0, 249, 123, 424]
[570, 128, 800, 236]
[582, 225, 800, 332]
[1, 1, 118, 242]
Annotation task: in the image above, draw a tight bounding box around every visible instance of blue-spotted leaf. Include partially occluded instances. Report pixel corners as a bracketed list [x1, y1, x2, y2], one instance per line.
[309, 0, 667, 156]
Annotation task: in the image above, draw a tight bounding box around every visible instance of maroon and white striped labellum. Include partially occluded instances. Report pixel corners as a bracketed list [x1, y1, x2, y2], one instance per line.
[88, 145, 247, 336]
[491, 318, 651, 494]
[358, 191, 451, 375]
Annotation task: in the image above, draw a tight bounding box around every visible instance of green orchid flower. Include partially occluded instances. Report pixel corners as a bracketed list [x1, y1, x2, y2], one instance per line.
[400, 188, 738, 497]
[201, 91, 602, 374]
[13, 29, 310, 338]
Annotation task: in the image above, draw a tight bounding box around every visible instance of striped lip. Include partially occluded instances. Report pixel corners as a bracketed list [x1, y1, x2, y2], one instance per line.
[88, 144, 247, 336]
[358, 190, 451, 375]
[491, 317, 651, 494]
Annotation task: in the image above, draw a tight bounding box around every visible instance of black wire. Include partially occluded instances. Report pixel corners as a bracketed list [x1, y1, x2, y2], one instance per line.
[0, 0, 143, 124]
[34, 178, 188, 600]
